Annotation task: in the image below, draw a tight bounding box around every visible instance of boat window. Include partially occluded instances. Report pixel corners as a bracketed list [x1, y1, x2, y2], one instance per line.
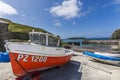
[54, 37, 58, 46]
[48, 36, 58, 47]
[31, 34, 40, 44]
[40, 34, 46, 46]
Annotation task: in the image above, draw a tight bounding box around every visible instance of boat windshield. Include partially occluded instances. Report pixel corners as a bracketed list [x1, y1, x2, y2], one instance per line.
[29, 33, 59, 47]
[30, 34, 40, 44]
[48, 36, 58, 47]
[40, 34, 46, 45]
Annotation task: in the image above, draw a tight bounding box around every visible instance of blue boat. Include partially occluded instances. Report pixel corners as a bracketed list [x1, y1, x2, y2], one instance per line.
[0, 52, 10, 62]
[83, 51, 120, 66]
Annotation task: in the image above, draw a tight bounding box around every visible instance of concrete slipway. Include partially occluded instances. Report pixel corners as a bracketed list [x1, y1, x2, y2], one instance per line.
[0, 52, 120, 80]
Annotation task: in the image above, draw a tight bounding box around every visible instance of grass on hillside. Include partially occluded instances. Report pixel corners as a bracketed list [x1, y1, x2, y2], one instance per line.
[8, 23, 47, 33]
[0, 18, 48, 33]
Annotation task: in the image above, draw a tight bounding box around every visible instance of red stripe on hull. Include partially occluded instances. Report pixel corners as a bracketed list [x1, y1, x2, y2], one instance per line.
[9, 52, 72, 76]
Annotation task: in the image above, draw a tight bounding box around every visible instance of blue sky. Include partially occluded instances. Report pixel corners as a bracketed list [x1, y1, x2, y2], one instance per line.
[0, 0, 120, 38]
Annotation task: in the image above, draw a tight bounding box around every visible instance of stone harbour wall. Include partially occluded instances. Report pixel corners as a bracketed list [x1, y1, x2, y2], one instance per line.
[88, 40, 119, 45]
[0, 21, 9, 52]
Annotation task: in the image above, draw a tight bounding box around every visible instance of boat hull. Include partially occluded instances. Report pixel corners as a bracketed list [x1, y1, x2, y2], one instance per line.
[9, 52, 72, 76]
[95, 52, 120, 58]
[93, 58, 120, 66]
[83, 51, 120, 66]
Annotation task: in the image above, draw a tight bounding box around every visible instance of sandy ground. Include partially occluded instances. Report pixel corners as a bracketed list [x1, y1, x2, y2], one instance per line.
[0, 63, 15, 80]
[0, 52, 120, 80]
[73, 52, 120, 80]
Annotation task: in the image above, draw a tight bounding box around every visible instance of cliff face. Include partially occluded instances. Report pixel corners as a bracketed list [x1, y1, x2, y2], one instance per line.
[111, 29, 120, 40]
[0, 18, 49, 52]
[0, 21, 9, 52]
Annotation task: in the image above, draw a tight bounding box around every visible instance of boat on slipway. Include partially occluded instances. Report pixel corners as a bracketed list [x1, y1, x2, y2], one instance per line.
[83, 51, 120, 66]
[5, 31, 73, 77]
[0, 52, 10, 62]
[94, 52, 120, 58]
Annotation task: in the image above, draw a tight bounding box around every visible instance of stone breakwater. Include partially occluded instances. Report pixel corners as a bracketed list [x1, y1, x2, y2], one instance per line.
[87, 40, 120, 50]
[88, 40, 119, 45]
[72, 40, 120, 53]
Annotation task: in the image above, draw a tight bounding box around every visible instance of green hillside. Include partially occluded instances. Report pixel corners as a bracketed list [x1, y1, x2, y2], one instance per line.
[0, 18, 48, 33]
[0, 18, 12, 23]
[0, 18, 49, 51]
[8, 22, 47, 33]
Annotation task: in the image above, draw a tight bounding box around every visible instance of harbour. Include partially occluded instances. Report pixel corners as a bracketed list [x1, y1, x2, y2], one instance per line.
[0, 29, 120, 80]
[0, 2, 120, 79]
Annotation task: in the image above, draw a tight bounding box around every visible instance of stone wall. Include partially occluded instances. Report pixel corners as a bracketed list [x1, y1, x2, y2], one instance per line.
[9, 32, 29, 40]
[88, 40, 120, 50]
[0, 22, 9, 52]
[0, 21, 30, 52]
[88, 40, 119, 45]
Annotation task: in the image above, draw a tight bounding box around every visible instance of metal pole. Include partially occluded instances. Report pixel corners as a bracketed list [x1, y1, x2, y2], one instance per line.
[80, 40, 83, 46]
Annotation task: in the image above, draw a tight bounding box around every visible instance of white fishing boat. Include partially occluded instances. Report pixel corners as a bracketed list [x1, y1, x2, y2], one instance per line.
[5, 31, 73, 77]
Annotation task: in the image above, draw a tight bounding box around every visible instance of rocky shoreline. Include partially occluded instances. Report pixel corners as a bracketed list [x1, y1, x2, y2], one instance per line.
[72, 40, 120, 54]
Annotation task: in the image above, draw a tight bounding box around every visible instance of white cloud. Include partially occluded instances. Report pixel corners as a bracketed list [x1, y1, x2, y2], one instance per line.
[73, 21, 76, 25]
[113, 0, 120, 4]
[0, 1, 17, 17]
[80, 7, 94, 16]
[54, 20, 61, 27]
[103, 0, 120, 7]
[49, 0, 82, 19]
[20, 14, 26, 20]
[21, 14, 26, 17]
[115, 8, 120, 11]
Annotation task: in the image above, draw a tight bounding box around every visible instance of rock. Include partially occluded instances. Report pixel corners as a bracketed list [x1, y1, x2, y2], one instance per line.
[111, 29, 120, 40]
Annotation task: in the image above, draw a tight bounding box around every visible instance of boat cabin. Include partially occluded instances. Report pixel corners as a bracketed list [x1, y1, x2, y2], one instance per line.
[29, 32, 60, 47]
